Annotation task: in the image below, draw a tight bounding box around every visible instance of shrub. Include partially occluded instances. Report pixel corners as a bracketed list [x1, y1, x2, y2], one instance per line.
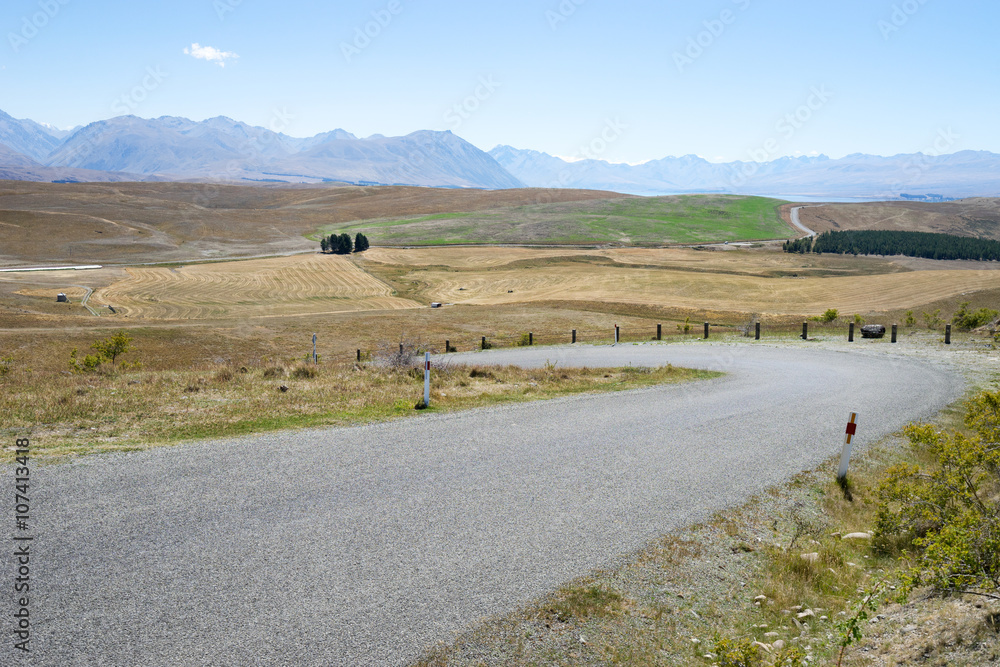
[905, 310, 916, 327]
[262, 366, 286, 379]
[922, 309, 943, 329]
[874, 390, 1000, 600]
[91, 330, 133, 366]
[951, 301, 999, 330]
[517, 333, 532, 347]
[821, 308, 839, 323]
[292, 364, 318, 379]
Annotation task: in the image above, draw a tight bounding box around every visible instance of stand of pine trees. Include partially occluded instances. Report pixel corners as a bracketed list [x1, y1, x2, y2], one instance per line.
[783, 230, 1000, 261]
[320, 232, 370, 254]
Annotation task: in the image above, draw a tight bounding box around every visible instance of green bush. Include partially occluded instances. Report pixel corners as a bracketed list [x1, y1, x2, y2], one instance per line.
[951, 301, 999, 330]
[874, 390, 1000, 600]
[821, 308, 839, 323]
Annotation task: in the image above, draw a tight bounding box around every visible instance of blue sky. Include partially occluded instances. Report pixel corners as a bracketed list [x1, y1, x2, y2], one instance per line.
[1, 0, 997, 164]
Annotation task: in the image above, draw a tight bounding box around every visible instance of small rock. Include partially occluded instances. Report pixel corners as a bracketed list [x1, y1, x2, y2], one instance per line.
[842, 532, 872, 541]
[902, 624, 918, 634]
[690, 638, 701, 645]
[820, 616, 828, 622]
[754, 641, 772, 653]
[773, 640, 786, 650]
[754, 595, 768, 603]
[764, 632, 780, 639]
[798, 609, 816, 619]
[791, 605, 804, 612]
[830, 532, 842, 539]
[579, 635, 587, 645]
[279, 385, 289, 392]
[800, 553, 819, 563]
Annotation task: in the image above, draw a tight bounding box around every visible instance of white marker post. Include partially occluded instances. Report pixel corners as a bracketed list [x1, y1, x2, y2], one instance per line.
[312, 333, 317, 364]
[423, 352, 431, 407]
[838, 412, 858, 481]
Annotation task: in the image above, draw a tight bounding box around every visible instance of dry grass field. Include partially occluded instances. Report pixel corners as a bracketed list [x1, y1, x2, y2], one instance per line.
[361, 246, 1000, 317]
[0, 181, 628, 266]
[92, 254, 419, 320]
[797, 198, 1000, 240]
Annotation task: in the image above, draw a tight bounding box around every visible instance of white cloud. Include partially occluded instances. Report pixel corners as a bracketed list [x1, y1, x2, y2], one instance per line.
[183, 43, 239, 67]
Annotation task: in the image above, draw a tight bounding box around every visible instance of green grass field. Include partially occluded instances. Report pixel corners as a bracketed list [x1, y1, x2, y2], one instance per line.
[319, 195, 793, 246]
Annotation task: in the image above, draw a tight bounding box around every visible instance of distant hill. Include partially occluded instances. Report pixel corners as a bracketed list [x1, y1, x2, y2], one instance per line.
[0, 109, 68, 161]
[3, 107, 1000, 197]
[490, 146, 1000, 200]
[40, 114, 522, 189]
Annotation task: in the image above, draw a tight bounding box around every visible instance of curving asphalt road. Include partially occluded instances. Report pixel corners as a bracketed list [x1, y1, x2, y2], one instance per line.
[6, 344, 963, 666]
[789, 205, 820, 237]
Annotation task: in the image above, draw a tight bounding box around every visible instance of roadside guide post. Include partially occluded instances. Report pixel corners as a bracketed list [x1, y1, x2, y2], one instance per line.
[837, 412, 859, 481]
[424, 352, 431, 407]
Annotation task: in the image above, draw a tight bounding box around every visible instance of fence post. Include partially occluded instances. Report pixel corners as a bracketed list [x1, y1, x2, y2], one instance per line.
[312, 333, 317, 364]
[445, 340, 450, 353]
[357, 349, 361, 362]
[481, 336, 487, 350]
[572, 329, 576, 344]
[891, 325, 897, 343]
[704, 322, 709, 340]
[529, 332, 533, 346]
[657, 323, 662, 341]
[802, 322, 808, 340]
[755, 322, 761, 340]
[848, 322, 855, 342]
[945, 324, 952, 345]
[615, 325, 619, 344]
[399, 343, 404, 356]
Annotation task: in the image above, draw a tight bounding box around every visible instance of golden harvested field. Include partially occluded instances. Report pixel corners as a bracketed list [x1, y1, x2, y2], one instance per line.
[92, 254, 420, 320]
[364, 246, 1000, 317]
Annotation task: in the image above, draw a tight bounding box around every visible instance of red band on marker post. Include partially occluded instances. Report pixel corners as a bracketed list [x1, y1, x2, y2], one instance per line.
[846, 422, 857, 437]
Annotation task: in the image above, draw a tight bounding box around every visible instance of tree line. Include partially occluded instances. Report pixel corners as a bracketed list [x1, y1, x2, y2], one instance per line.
[784, 230, 1000, 261]
[321, 232, 370, 255]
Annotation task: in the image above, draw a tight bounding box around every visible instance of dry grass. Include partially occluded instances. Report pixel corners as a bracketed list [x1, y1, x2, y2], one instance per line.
[796, 199, 1000, 241]
[92, 253, 419, 320]
[363, 247, 1000, 317]
[0, 355, 713, 463]
[0, 181, 627, 266]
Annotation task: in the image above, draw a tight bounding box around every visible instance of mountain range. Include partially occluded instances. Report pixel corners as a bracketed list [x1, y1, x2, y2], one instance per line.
[0, 108, 998, 199]
[488, 146, 1000, 200]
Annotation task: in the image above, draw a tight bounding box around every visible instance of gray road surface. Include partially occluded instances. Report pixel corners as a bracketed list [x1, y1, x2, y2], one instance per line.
[5, 344, 963, 666]
[789, 205, 819, 237]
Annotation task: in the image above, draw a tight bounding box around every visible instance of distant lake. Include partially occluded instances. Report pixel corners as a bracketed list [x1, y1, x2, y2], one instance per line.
[621, 190, 888, 204]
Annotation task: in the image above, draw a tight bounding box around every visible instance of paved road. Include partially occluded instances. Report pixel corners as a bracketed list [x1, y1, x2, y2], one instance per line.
[789, 205, 820, 237]
[6, 344, 963, 666]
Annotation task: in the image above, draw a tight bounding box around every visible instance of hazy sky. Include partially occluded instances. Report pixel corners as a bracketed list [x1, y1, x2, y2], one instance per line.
[1, 0, 996, 164]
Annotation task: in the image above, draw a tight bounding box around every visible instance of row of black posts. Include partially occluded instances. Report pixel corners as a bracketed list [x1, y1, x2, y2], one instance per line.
[352, 320, 953, 360]
[800, 322, 952, 344]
